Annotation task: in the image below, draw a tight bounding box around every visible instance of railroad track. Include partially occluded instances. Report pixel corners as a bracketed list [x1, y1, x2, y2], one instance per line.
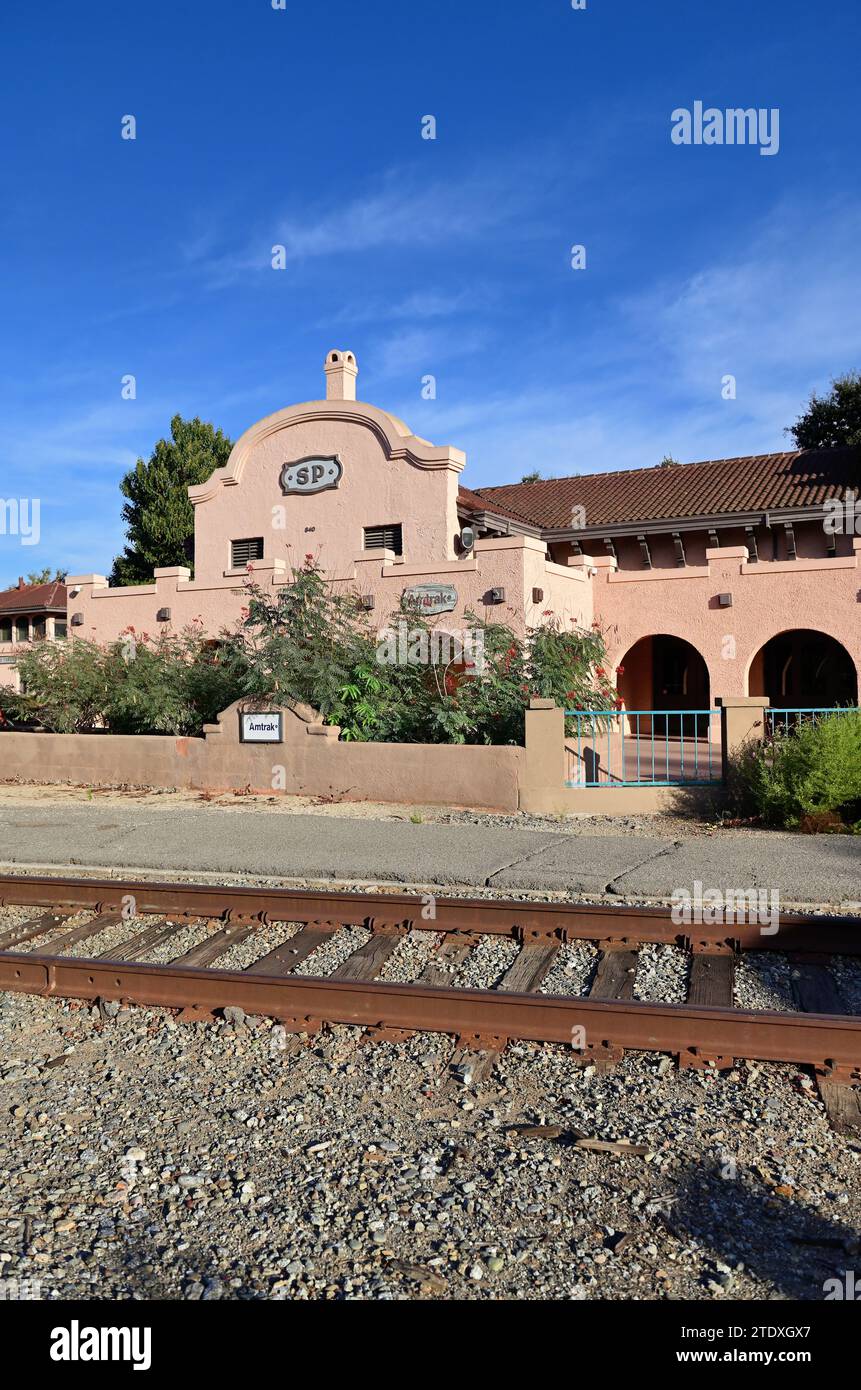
[1, 873, 860, 1134]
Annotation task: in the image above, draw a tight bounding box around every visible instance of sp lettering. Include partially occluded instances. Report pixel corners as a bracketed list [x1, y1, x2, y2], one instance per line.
[280, 455, 342, 495]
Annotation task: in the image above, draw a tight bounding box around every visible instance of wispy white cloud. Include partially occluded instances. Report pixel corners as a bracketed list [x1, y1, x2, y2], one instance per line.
[399, 195, 861, 487]
[185, 156, 556, 288]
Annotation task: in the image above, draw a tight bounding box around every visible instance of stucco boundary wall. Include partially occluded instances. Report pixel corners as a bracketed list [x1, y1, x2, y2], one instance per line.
[519, 695, 767, 813]
[0, 700, 524, 813]
[0, 696, 774, 815]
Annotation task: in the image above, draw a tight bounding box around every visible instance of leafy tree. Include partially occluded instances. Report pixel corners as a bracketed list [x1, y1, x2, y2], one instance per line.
[27, 567, 68, 584]
[520, 470, 543, 483]
[110, 416, 233, 585]
[658, 455, 680, 468]
[220, 558, 618, 745]
[788, 373, 861, 449]
[1, 568, 67, 590]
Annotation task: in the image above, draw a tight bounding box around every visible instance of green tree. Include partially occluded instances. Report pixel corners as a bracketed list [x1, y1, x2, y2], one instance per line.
[788, 373, 861, 449]
[520, 470, 542, 483]
[110, 416, 233, 585]
[28, 567, 68, 584]
[1, 568, 67, 590]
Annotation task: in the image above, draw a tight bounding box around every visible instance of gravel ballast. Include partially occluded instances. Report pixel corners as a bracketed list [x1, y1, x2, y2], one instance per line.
[0, 990, 857, 1303]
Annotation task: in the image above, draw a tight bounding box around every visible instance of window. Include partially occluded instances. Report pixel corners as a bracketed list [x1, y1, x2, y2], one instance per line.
[231, 537, 264, 569]
[363, 523, 403, 556]
[13, 619, 29, 643]
[0, 619, 11, 644]
[33, 618, 47, 640]
[54, 619, 67, 641]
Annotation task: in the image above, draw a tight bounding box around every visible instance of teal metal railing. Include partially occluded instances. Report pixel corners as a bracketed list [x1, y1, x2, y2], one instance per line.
[564, 709, 720, 787]
[765, 706, 860, 737]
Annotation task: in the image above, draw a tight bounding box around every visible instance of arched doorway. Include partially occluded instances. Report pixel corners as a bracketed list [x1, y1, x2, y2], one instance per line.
[617, 634, 710, 716]
[748, 630, 858, 707]
[588, 634, 716, 783]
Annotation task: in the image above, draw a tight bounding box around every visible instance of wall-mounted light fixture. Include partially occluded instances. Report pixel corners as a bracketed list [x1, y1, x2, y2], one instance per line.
[532, 587, 544, 603]
[156, 607, 171, 622]
[718, 593, 732, 608]
[70, 612, 84, 627]
[488, 587, 505, 603]
[359, 594, 375, 610]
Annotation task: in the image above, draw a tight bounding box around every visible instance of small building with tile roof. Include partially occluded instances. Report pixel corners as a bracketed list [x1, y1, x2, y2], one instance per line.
[0, 578, 68, 691]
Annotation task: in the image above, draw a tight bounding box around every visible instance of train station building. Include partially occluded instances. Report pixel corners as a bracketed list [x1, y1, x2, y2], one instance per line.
[66, 350, 861, 716]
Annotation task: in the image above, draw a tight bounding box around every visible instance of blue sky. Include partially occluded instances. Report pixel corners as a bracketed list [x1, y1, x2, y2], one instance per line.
[1, 0, 859, 581]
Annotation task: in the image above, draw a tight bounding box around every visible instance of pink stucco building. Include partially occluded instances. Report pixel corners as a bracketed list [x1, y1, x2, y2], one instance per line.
[67, 350, 860, 716]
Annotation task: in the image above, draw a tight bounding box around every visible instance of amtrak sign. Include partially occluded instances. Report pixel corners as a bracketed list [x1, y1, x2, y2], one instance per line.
[239, 711, 283, 743]
[280, 455, 343, 495]
[402, 583, 458, 615]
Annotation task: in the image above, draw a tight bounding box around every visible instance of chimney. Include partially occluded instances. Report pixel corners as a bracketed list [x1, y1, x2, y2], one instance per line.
[18, 577, 24, 590]
[324, 349, 358, 401]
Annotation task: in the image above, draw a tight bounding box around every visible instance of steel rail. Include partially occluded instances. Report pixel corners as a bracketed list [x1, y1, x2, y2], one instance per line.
[0, 873, 859, 953]
[0, 950, 859, 1076]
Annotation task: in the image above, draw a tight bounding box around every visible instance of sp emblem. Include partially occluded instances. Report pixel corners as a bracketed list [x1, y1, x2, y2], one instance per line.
[280, 455, 343, 495]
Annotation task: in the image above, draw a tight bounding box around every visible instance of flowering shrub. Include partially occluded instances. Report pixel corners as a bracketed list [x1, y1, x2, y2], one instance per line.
[219, 559, 618, 744]
[5, 559, 620, 745]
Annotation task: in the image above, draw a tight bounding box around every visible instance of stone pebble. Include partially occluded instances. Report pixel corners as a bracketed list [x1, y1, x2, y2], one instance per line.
[539, 942, 599, 996]
[734, 953, 795, 1012]
[452, 937, 520, 990]
[215, 921, 303, 972]
[378, 929, 443, 983]
[633, 943, 690, 1004]
[292, 925, 372, 977]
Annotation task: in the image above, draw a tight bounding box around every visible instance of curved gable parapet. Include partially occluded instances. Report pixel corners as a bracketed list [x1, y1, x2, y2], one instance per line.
[188, 399, 465, 505]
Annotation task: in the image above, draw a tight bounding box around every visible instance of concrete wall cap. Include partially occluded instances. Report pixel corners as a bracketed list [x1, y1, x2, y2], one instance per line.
[715, 696, 771, 707]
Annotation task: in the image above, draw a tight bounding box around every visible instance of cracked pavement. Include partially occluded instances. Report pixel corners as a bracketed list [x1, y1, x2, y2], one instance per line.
[0, 800, 858, 908]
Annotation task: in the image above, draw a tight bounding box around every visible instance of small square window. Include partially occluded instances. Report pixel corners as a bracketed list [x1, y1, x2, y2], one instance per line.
[363, 523, 403, 556]
[231, 537, 264, 569]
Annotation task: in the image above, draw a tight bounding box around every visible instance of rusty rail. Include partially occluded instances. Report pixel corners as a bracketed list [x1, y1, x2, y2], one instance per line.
[0, 875, 860, 1117]
[0, 950, 858, 1077]
[1, 872, 859, 952]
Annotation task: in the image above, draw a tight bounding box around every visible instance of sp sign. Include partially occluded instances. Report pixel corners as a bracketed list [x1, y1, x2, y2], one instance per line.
[280, 455, 342, 495]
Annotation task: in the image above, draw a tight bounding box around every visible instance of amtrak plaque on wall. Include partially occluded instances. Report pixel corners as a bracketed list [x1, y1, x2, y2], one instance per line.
[402, 583, 458, 614]
[239, 711, 283, 743]
[280, 455, 342, 495]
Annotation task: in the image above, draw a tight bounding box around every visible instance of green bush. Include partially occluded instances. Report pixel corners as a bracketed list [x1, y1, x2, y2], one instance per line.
[3, 639, 114, 733]
[6, 626, 242, 736]
[727, 711, 861, 829]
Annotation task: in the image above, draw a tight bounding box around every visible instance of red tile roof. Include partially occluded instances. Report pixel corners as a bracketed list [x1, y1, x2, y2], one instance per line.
[0, 580, 67, 614]
[461, 447, 861, 531]
[456, 484, 537, 526]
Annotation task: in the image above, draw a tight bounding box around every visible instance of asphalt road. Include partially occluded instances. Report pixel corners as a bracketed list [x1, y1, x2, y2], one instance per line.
[0, 802, 858, 908]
